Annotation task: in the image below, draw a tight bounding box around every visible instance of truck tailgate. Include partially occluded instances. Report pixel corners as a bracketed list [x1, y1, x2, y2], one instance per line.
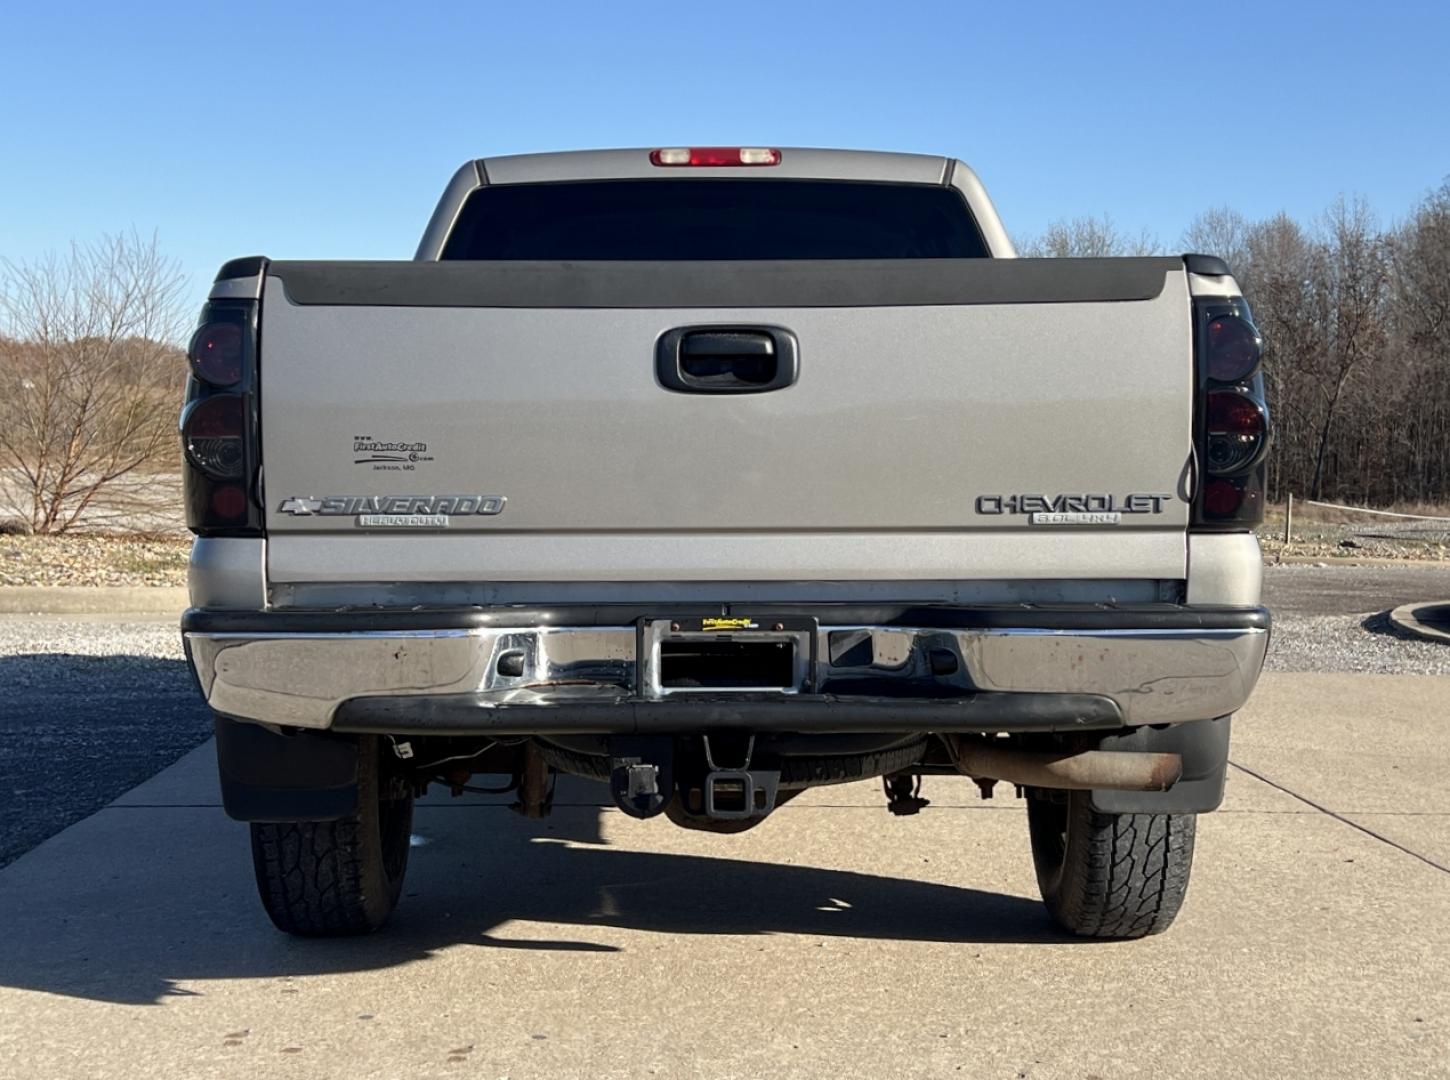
[259, 259, 1193, 584]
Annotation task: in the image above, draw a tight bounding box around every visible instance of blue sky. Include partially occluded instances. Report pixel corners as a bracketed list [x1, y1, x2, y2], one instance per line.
[3, 0, 1447, 306]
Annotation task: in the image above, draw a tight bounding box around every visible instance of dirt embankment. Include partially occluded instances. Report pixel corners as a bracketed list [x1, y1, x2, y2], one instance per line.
[1258, 502, 1450, 562]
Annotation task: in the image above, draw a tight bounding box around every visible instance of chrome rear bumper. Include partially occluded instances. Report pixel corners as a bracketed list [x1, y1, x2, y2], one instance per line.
[183, 606, 1269, 733]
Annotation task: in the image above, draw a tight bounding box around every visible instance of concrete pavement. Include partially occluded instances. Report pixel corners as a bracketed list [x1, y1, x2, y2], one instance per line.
[0, 671, 1446, 1079]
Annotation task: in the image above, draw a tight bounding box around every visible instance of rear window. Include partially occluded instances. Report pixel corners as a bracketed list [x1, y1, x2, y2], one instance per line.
[440, 180, 989, 260]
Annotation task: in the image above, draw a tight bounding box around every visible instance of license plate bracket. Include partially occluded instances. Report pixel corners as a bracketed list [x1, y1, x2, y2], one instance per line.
[638, 616, 818, 698]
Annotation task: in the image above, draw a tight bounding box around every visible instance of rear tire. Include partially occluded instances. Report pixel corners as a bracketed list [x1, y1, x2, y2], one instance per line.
[249, 736, 413, 936]
[1026, 789, 1195, 939]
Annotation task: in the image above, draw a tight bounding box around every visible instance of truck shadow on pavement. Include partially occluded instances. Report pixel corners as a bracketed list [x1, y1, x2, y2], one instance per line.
[419, 806, 1064, 949]
[0, 779, 1074, 1005]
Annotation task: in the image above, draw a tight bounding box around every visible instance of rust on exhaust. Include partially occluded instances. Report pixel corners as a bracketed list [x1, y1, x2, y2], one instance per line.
[948, 738, 1182, 792]
[512, 742, 553, 818]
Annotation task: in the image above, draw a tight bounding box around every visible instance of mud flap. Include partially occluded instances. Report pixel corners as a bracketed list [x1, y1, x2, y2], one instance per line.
[1089, 715, 1232, 815]
[214, 717, 360, 822]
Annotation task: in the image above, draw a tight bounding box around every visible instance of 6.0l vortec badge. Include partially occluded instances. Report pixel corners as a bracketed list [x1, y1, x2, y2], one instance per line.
[975, 492, 1172, 526]
[278, 494, 506, 528]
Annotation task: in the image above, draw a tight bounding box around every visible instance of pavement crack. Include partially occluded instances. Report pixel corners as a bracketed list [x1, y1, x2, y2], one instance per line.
[1229, 760, 1450, 876]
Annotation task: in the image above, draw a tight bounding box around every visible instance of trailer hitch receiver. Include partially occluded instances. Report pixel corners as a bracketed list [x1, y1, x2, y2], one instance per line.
[701, 735, 781, 820]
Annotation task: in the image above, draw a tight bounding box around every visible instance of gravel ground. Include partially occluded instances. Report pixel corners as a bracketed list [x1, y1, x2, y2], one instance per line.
[0, 534, 191, 587]
[0, 616, 208, 868]
[0, 616, 184, 659]
[1260, 563, 1450, 675]
[1263, 611, 1450, 675]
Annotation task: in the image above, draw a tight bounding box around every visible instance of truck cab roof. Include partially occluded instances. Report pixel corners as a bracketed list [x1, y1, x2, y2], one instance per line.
[415, 147, 1016, 259]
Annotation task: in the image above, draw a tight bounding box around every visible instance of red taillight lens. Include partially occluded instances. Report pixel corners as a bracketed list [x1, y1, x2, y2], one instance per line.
[188, 322, 244, 386]
[1207, 391, 1266, 435]
[183, 395, 246, 479]
[1205, 390, 1267, 474]
[209, 484, 249, 520]
[1205, 314, 1262, 384]
[1202, 478, 1243, 517]
[650, 147, 782, 167]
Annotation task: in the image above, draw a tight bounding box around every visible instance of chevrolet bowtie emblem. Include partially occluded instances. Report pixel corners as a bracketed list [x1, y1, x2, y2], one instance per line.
[278, 497, 323, 515]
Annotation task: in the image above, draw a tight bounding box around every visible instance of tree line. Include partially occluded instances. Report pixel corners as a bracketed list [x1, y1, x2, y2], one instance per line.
[1021, 179, 1450, 506]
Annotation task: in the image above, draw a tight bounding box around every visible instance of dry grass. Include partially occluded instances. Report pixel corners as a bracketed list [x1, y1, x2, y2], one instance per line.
[1263, 499, 1450, 528]
[1258, 499, 1450, 561]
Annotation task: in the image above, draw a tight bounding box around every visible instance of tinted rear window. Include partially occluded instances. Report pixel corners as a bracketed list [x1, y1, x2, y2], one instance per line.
[440, 180, 988, 260]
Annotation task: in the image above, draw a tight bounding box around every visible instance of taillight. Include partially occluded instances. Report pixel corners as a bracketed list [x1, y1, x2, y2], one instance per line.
[1205, 390, 1268, 474]
[1192, 294, 1270, 529]
[181, 286, 263, 536]
[1204, 314, 1263, 384]
[649, 147, 782, 167]
[1202, 478, 1244, 517]
[188, 322, 244, 386]
[183, 395, 246, 478]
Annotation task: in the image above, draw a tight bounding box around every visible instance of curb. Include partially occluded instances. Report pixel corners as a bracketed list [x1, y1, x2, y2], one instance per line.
[1387, 601, 1450, 645]
[1265, 555, 1450, 567]
[0, 586, 189, 616]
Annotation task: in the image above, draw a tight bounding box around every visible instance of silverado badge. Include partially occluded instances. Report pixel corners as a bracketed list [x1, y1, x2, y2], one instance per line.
[277, 494, 506, 528]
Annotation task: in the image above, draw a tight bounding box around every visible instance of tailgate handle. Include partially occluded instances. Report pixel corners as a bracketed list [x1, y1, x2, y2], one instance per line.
[657, 326, 798, 394]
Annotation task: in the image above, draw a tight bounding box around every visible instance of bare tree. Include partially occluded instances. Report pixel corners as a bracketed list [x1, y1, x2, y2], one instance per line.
[1018, 214, 1161, 257]
[1240, 212, 1318, 498]
[0, 233, 188, 534]
[1390, 180, 1450, 357]
[1386, 180, 1450, 499]
[1305, 198, 1391, 499]
[1181, 206, 1250, 274]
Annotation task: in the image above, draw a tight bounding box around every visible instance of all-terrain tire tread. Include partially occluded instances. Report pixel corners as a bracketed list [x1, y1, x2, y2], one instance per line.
[251, 817, 378, 936]
[1032, 792, 1195, 939]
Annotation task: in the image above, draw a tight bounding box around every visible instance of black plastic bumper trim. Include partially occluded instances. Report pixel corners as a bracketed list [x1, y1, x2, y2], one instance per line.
[330, 691, 1123, 737]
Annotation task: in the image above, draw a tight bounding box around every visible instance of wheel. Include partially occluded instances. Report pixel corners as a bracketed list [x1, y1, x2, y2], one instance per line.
[249, 736, 413, 936]
[1026, 789, 1195, 939]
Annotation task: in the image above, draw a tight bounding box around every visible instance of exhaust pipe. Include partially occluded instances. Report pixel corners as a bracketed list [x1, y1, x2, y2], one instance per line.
[949, 738, 1182, 792]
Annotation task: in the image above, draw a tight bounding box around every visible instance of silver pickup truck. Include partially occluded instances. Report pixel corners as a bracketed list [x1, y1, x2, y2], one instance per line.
[180, 147, 1270, 939]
